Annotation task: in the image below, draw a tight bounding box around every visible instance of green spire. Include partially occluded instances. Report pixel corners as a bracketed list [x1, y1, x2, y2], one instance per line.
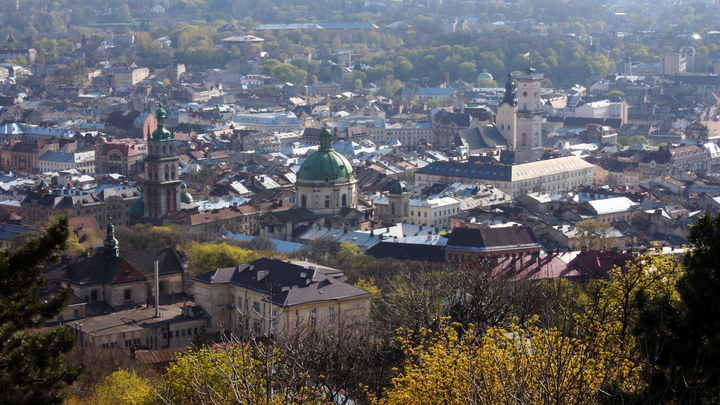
[319, 127, 333, 151]
[151, 100, 173, 140]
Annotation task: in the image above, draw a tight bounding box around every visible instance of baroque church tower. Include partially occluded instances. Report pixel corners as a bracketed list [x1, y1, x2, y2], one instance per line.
[143, 101, 181, 222]
[496, 72, 518, 149]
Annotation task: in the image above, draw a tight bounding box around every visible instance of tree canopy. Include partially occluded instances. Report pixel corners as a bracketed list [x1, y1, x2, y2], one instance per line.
[0, 216, 82, 404]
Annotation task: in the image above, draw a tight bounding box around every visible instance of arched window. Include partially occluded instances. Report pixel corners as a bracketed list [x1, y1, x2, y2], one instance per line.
[301, 195, 307, 207]
[521, 133, 527, 146]
[324, 195, 330, 208]
[171, 164, 176, 180]
[391, 202, 395, 215]
[341, 194, 347, 206]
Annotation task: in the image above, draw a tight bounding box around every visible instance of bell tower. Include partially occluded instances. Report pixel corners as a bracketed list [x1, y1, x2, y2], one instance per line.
[514, 68, 544, 163]
[143, 101, 181, 223]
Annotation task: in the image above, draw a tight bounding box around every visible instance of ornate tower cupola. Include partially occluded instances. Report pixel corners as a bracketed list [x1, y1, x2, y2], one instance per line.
[103, 223, 119, 258]
[143, 100, 182, 223]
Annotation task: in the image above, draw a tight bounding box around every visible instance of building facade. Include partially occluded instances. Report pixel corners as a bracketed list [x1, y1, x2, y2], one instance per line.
[415, 155, 595, 198]
[192, 258, 372, 339]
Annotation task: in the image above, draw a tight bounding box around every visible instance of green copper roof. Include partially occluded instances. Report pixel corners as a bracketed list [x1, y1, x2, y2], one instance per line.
[180, 183, 193, 203]
[389, 181, 408, 195]
[129, 198, 145, 216]
[297, 127, 353, 181]
[150, 100, 174, 140]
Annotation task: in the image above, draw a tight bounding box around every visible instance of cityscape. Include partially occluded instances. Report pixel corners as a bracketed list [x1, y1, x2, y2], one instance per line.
[2, 0, 720, 403]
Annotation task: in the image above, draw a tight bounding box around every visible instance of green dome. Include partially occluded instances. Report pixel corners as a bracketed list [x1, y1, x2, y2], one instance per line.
[129, 198, 145, 216]
[477, 69, 493, 81]
[297, 127, 353, 182]
[180, 183, 193, 203]
[389, 181, 408, 195]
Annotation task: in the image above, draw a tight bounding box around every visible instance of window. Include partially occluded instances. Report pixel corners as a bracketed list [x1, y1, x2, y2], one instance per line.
[175, 330, 179, 338]
[253, 302, 260, 313]
[310, 317, 316, 326]
[91, 290, 97, 302]
[329, 314, 335, 323]
[324, 195, 330, 208]
[301, 195, 307, 207]
[125, 340, 132, 347]
[124, 289, 131, 300]
[159, 282, 164, 293]
[342, 194, 347, 206]
[253, 322, 261, 334]
[329, 305, 334, 312]
[74, 309, 79, 319]
[311, 307, 316, 314]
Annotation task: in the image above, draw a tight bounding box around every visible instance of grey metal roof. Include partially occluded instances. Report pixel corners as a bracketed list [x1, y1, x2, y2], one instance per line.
[416, 160, 513, 182]
[193, 258, 372, 307]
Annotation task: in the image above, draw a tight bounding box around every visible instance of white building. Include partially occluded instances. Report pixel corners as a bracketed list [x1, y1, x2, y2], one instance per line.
[39, 151, 96, 173]
[231, 111, 302, 132]
[386, 121, 433, 148]
[372, 195, 462, 228]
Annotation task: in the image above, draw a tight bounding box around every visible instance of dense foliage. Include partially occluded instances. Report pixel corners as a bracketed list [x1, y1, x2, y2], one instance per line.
[0, 217, 81, 404]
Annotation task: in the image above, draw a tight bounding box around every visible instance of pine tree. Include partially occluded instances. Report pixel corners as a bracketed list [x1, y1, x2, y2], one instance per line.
[0, 216, 82, 404]
[636, 212, 720, 401]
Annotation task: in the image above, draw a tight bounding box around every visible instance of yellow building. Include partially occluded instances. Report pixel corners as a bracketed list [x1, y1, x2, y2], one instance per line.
[193, 258, 372, 339]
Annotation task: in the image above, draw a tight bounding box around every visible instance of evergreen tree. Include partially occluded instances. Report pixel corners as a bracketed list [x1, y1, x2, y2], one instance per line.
[636, 212, 720, 401]
[0, 216, 82, 404]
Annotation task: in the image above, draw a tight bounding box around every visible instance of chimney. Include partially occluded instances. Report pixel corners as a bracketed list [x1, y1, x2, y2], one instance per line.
[183, 298, 187, 318]
[370, 229, 374, 237]
[78, 324, 83, 345]
[154, 260, 160, 317]
[581, 245, 588, 253]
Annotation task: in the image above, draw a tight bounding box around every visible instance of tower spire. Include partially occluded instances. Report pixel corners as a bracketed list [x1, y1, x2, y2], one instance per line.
[500, 72, 517, 107]
[103, 223, 119, 258]
[319, 127, 333, 151]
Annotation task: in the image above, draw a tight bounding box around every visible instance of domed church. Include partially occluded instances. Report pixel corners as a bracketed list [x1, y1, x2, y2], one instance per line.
[296, 127, 357, 214]
[259, 127, 374, 241]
